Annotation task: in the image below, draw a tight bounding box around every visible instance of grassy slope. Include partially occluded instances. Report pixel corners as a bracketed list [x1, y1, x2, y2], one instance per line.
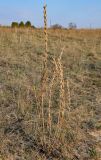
[0, 28, 101, 160]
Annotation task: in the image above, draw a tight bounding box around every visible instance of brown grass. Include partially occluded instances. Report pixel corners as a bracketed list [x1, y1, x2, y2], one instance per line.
[0, 26, 101, 159]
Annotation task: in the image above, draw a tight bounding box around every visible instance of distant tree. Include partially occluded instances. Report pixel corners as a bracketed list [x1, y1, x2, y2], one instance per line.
[19, 21, 25, 27]
[11, 22, 19, 28]
[25, 21, 31, 27]
[51, 24, 63, 29]
[68, 22, 77, 29]
[31, 25, 36, 29]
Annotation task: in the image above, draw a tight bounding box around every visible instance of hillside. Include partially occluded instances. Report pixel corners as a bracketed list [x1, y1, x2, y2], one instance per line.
[0, 28, 101, 160]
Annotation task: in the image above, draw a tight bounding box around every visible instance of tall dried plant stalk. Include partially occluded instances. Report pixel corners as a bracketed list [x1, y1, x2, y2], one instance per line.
[66, 79, 71, 112]
[52, 48, 66, 139]
[57, 47, 65, 130]
[48, 69, 56, 137]
[43, 4, 48, 64]
[40, 4, 48, 141]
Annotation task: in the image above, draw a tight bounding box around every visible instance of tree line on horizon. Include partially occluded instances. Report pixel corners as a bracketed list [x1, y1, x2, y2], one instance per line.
[11, 21, 77, 29]
[11, 21, 35, 28]
[51, 23, 77, 29]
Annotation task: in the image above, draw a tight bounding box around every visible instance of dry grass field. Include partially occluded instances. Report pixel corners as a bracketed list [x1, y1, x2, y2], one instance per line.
[0, 28, 101, 160]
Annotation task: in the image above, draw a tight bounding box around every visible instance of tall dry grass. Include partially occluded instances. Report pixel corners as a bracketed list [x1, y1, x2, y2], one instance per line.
[30, 4, 71, 155]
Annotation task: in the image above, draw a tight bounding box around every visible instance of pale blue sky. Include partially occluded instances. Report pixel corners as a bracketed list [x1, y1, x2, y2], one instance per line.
[0, 0, 101, 28]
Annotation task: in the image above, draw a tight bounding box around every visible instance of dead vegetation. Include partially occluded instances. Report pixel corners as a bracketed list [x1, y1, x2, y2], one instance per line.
[0, 28, 101, 160]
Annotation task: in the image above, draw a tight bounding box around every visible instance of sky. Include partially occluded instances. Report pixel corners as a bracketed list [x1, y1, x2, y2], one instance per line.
[0, 0, 101, 28]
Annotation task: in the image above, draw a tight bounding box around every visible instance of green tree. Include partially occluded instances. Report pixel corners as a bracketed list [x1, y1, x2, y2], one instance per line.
[11, 22, 19, 28]
[19, 21, 25, 27]
[25, 21, 31, 27]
